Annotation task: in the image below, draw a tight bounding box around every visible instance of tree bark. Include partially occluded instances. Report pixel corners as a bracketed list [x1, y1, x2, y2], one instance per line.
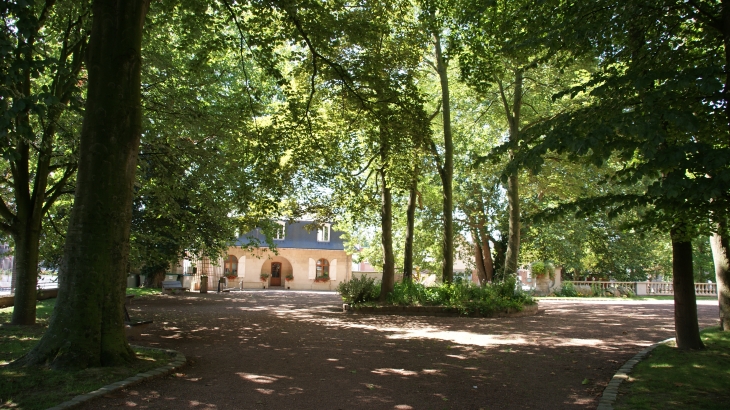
[477, 221, 495, 282]
[402, 172, 417, 283]
[10, 222, 42, 325]
[473, 235, 487, 284]
[710, 227, 730, 331]
[17, 0, 150, 369]
[433, 31, 454, 284]
[671, 229, 705, 350]
[379, 168, 395, 301]
[502, 70, 523, 277]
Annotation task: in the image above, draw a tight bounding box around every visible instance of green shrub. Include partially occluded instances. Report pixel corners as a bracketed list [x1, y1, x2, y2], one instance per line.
[555, 281, 579, 297]
[531, 261, 546, 277]
[531, 261, 555, 279]
[384, 278, 535, 315]
[337, 275, 380, 304]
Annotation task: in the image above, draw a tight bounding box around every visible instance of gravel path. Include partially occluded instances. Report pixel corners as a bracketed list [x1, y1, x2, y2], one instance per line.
[83, 291, 719, 410]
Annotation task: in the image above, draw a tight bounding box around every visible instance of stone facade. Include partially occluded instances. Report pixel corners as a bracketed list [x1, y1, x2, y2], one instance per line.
[227, 247, 352, 290]
[170, 221, 353, 291]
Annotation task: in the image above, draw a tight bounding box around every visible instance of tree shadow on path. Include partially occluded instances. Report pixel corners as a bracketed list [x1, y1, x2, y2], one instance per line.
[83, 292, 719, 410]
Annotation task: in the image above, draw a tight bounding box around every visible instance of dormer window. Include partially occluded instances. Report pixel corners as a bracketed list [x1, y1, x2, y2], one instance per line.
[317, 224, 331, 242]
[274, 222, 286, 240]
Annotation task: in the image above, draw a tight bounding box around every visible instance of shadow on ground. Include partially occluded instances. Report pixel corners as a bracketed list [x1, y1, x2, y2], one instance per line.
[86, 291, 719, 410]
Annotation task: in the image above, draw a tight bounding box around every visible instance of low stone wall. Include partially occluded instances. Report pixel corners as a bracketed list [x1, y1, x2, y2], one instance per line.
[344, 302, 539, 318]
[0, 288, 59, 308]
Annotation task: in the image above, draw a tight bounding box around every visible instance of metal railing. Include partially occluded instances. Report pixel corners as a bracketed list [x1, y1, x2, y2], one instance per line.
[569, 281, 717, 296]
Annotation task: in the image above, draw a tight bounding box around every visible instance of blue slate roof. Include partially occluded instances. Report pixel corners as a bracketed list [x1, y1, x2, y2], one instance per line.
[234, 221, 345, 250]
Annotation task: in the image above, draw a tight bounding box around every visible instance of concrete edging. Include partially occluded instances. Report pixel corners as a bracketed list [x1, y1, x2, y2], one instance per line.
[0, 288, 59, 308]
[45, 345, 186, 410]
[344, 302, 539, 318]
[596, 337, 674, 410]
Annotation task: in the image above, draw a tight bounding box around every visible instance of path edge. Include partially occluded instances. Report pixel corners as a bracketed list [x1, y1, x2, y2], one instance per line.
[45, 345, 187, 410]
[596, 336, 672, 410]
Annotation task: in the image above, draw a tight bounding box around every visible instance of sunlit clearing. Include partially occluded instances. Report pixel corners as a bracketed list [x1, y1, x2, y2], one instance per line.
[255, 388, 275, 394]
[692, 364, 706, 369]
[371, 368, 418, 376]
[386, 329, 527, 346]
[237, 373, 280, 384]
[554, 338, 605, 347]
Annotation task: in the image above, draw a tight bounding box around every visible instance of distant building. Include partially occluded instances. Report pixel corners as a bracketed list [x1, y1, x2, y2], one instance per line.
[171, 221, 352, 290]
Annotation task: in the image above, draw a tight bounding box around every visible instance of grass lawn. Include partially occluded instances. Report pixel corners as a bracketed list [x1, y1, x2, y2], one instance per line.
[614, 327, 730, 409]
[1, 296, 172, 410]
[126, 286, 162, 297]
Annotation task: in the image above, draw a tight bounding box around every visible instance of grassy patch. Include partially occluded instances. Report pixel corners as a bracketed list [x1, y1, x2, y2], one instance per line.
[126, 286, 161, 297]
[1, 298, 173, 410]
[614, 327, 730, 410]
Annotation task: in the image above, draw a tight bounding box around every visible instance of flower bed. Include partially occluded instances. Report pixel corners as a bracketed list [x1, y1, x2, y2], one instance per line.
[337, 276, 536, 317]
[344, 303, 539, 318]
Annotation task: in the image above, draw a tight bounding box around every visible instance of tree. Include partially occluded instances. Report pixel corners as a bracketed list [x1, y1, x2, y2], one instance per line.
[269, 0, 431, 299]
[1, 0, 88, 325]
[508, 0, 730, 347]
[132, 0, 288, 286]
[18, 0, 150, 368]
[711, 222, 730, 330]
[456, 0, 584, 277]
[420, 1, 456, 284]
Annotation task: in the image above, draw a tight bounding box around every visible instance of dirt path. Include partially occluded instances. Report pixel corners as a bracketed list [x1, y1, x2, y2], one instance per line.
[84, 291, 719, 410]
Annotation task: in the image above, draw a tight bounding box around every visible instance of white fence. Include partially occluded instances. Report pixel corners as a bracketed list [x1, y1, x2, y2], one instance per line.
[570, 281, 718, 296]
[0, 274, 59, 295]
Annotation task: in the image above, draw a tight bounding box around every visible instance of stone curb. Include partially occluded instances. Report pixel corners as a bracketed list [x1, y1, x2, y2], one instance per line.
[596, 337, 674, 410]
[45, 345, 186, 410]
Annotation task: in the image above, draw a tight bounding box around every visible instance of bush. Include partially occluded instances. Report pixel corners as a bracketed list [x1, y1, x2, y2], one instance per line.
[337, 275, 380, 304]
[554, 281, 579, 297]
[385, 277, 535, 315]
[531, 261, 555, 279]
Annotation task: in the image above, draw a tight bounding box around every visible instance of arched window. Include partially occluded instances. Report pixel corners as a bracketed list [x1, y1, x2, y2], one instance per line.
[316, 258, 329, 278]
[224, 255, 238, 277]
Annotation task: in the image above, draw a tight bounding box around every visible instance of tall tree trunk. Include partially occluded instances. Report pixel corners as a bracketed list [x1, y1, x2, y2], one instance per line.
[477, 220, 495, 282]
[503, 170, 520, 275]
[10, 121, 60, 325]
[716, 1, 730, 331]
[710, 225, 730, 331]
[433, 31, 454, 284]
[671, 228, 705, 350]
[379, 168, 395, 301]
[10, 221, 42, 325]
[6, 5, 86, 323]
[403, 172, 417, 283]
[473, 232, 487, 284]
[501, 70, 523, 276]
[17, 0, 150, 369]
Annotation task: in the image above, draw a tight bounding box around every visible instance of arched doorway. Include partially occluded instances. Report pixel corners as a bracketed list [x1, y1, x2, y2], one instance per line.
[271, 262, 282, 286]
[261, 257, 292, 287]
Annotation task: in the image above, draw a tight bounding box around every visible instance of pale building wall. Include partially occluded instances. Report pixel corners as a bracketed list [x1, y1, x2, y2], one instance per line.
[226, 247, 352, 290]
